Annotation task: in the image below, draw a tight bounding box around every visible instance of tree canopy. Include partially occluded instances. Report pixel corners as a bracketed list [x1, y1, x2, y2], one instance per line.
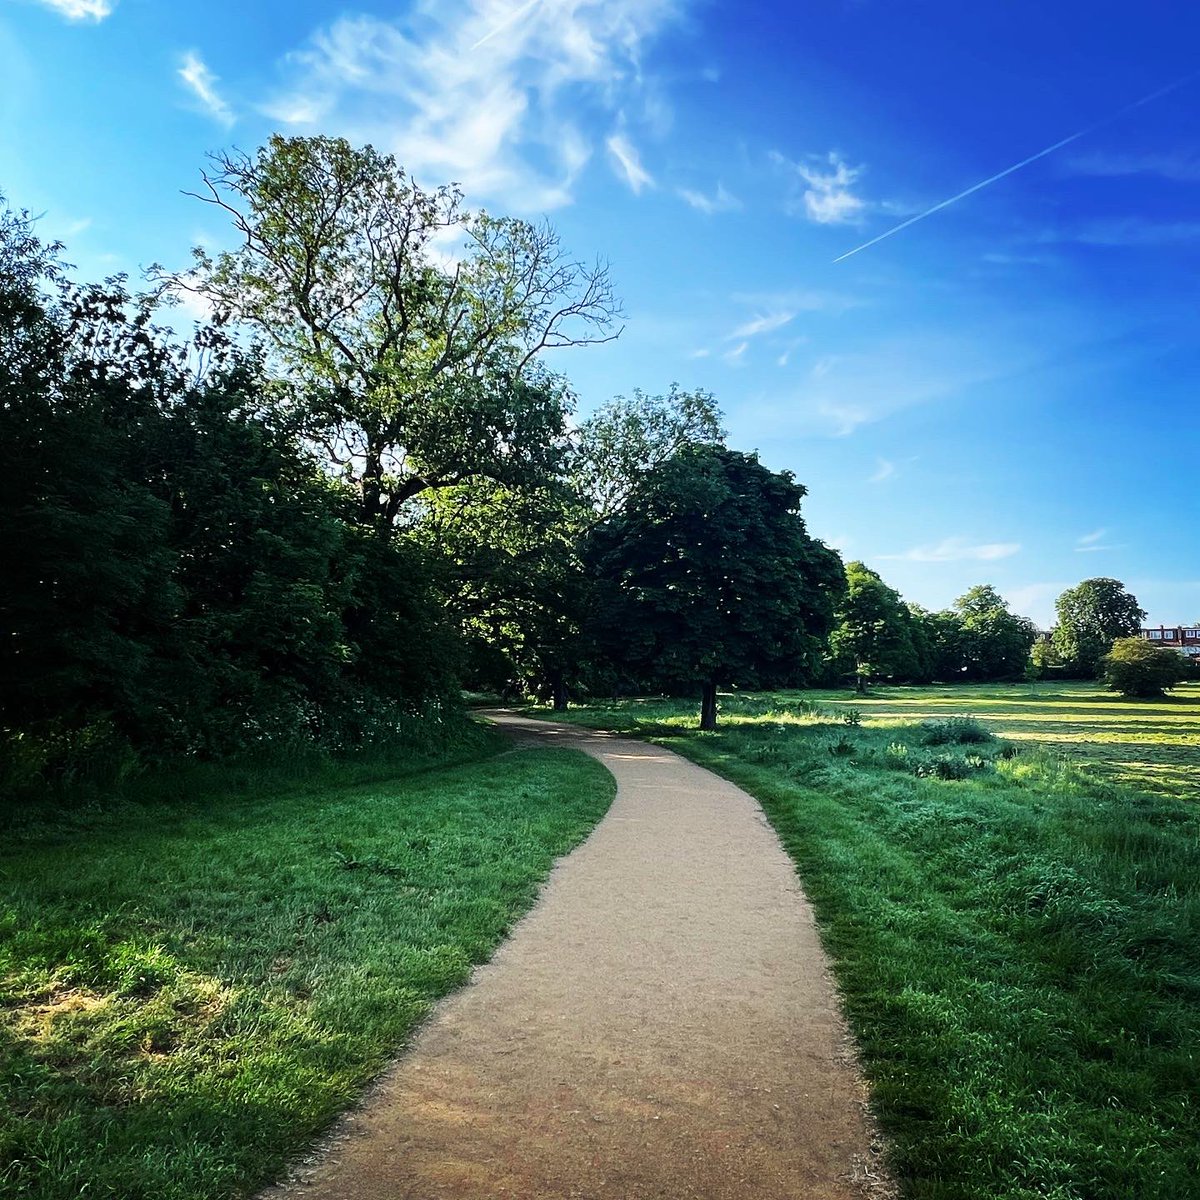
[164, 135, 620, 530]
[1052, 578, 1146, 676]
[1101, 637, 1192, 698]
[587, 446, 844, 728]
[829, 562, 919, 689]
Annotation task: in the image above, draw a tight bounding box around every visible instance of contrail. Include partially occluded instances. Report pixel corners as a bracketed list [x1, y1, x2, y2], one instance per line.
[471, 0, 542, 50]
[833, 71, 1199, 263]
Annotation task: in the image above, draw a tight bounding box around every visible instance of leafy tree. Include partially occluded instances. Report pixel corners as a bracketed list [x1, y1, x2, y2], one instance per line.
[165, 135, 619, 530]
[1029, 638, 1062, 681]
[587, 446, 844, 728]
[427, 385, 726, 708]
[572, 385, 724, 517]
[1101, 638, 1192, 698]
[953, 585, 1039, 681]
[829, 562, 919, 691]
[1052, 579, 1146, 676]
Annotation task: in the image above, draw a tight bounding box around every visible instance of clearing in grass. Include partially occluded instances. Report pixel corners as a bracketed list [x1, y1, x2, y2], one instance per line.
[0, 741, 614, 1200]
[543, 682, 1200, 1200]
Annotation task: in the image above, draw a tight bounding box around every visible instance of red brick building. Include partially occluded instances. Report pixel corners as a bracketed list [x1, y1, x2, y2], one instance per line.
[1139, 625, 1200, 661]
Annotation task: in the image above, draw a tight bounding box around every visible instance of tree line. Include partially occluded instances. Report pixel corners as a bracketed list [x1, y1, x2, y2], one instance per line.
[3, 136, 1186, 803]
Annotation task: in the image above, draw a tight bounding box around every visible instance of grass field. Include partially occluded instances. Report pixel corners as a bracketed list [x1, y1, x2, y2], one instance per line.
[0, 735, 615, 1200]
[541, 682, 1200, 1199]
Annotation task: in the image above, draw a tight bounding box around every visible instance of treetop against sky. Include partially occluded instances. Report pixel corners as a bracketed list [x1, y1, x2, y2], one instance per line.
[3, 0, 1197, 625]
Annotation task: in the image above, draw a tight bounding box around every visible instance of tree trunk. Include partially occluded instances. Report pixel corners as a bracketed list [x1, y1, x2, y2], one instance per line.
[855, 671, 867, 696]
[700, 680, 718, 731]
[550, 669, 569, 712]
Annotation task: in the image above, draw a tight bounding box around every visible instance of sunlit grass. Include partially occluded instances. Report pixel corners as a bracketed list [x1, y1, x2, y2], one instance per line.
[0, 743, 615, 1200]
[543, 684, 1200, 1199]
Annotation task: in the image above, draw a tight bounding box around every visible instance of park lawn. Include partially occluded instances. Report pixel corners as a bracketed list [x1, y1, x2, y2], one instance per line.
[0, 738, 615, 1200]
[803, 681, 1200, 801]
[544, 686, 1200, 1199]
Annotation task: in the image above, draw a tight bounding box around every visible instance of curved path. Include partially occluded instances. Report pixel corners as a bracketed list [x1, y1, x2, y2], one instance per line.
[265, 712, 892, 1200]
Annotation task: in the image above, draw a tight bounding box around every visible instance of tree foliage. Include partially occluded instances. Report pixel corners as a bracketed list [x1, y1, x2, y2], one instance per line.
[164, 135, 620, 530]
[1101, 638, 1192, 698]
[1052, 578, 1146, 676]
[587, 446, 844, 727]
[829, 562, 919, 687]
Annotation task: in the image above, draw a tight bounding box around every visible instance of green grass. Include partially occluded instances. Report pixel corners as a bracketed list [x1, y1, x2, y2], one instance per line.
[542, 684, 1200, 1199]
[0, 737, 615, 1200]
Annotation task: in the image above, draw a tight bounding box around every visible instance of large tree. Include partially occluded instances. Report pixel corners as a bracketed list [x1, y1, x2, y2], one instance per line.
[420, 386, 726, 707]
[953, 585, 1039, 681]
[1052, 578, 1146, 676]
[163, 135, 620, 530]
[829, 562, 919, 691]
[587, 446, 844, 729]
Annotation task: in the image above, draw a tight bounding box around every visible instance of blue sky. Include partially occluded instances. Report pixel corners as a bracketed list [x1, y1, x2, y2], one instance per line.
[3, 0, 1198, 626]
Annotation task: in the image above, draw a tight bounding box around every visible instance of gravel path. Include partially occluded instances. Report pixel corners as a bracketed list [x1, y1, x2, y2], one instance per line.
[264, 712, 892, 1199]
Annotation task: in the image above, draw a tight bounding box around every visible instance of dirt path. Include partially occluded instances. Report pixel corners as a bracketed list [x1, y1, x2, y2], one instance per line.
[264, 713, 892, 1199]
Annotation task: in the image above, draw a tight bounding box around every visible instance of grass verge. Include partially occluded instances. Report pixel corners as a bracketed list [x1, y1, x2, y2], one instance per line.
[0, 739, 614, 1200]
[541, 690, 1200, 1199]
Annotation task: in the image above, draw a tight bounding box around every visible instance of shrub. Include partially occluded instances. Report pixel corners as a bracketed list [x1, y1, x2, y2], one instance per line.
[828, 735, 857, 757]
[920, 716, 994, 745]
[842, 709, 863, 727]
[1101, 637, 1192, 698]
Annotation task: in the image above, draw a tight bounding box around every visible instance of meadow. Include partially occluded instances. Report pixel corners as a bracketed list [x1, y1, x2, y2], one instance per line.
[0, 735, 614, 1200]
[542, 681, 1200, 1199]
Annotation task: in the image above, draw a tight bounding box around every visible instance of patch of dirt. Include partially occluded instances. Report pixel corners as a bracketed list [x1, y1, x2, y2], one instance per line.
[263, 714, 896, 1200]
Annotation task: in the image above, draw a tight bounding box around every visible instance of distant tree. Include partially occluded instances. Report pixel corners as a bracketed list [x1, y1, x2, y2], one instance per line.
[906, 604, 958, 682]
[1052, 578, 1146, 676]
[587, 446, 844, 729]
[829, 562, 918, 692]
[1101, 637, 1191, 698]
[1029, 638, 1062, 681]
[953, 585, 1039, 681]
[162, 135, 620, 531]
[572, 385, 724, 517]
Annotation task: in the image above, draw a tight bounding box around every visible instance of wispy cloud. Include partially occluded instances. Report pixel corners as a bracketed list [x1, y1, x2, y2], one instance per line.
[1075, 527, 1123, 552]
[677, 182, 741, 214]
[31, 0, 113, 20]
[772, 150, 865, 224]
[723, 340, 748, 365]
[868, 457, 895, 484]
[262, 2, 680, 213]
[832, 71, 1199, 262]
[606, 133, 654, 194]
[178, 51, 235, 127]
[880, 537, 1021, 563]
[729, 311, 794, 339]
[1065, 149, 1200, 182]
[737, 329, 1026, 440]
[470, 0, 544, 50]
[1049, 219, 1200, 247]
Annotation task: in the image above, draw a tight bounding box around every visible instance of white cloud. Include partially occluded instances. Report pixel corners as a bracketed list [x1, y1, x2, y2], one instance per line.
[723, 340, 748, 365]
[32, 0, 112, 20]
[178, 51, 235, 127]
[737, 331, 1023, 441]
[677, 182, 740, 214]
[606, 132, 654, 193]
[771, 150, 865, 225]
[262, 2, 680, 213]
[1077, 528, 1107, 546]
[880, 537, 1021, 564]
[729, 311, 794, 339]
[1075, 527, 1123, 553]
[868, 457, 895, 484]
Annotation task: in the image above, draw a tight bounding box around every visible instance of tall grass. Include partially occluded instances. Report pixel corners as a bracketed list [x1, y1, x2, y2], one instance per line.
[0, 742, 615, 1199]
[545, 689, 1200, 1199]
